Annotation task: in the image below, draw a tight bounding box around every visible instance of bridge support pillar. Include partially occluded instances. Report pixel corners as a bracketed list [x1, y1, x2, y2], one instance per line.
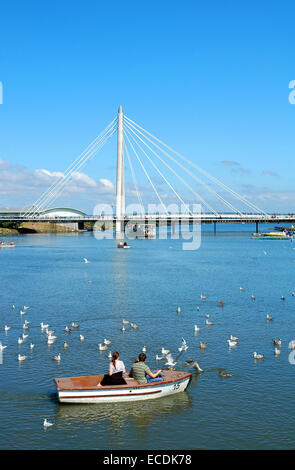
[214, 222, 216, 234]
[116, 105, 125, 238]
[256, 221, 259, 233]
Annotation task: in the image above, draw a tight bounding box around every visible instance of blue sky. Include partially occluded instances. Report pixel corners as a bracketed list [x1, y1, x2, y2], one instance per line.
[0, 0, 294, 213]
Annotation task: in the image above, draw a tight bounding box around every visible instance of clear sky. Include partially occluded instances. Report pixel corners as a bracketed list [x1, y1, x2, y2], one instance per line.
[0, 0, 294, 213]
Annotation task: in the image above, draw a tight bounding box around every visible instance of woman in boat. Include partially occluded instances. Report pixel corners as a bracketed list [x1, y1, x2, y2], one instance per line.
[100, 351, 127, 386]
[130, 353, 163, 384]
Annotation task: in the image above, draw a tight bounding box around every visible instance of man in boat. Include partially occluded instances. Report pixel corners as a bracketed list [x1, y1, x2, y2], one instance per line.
[130, 353, 163, 384]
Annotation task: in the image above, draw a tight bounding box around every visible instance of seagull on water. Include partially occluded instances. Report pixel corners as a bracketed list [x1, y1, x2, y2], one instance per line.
[273, 339, 282, 347]
[98, 343, 108, 351]
[0, 342, 7, 351]
[227, 339, 237, 348]
[80, 335, 85, 342]
[63, 341, 68, 349]
[274, 348, 281, 356]
[176, 307, 181, 313]
[43, 418, 54, 428]
[83, 258, 89, 264]
[52, 353, 61, 362]
[142, 346, 147, 353]
[194, 325, 200, 333]
[40, 322, 49, 329]
[18, 354, 27, 361]
[206, 319, 213, 326]
[71, 322, 79, 329]
[30, 343, 35, 349]
[122, 319, 129, 325]
[104, 339, 111, 345]
[200, 341, 207, 350]
[4, 325, 11, 332]
[266, 314, 273, 321]
[156, 354, 164, 361]
[130, 323, 138, 329]
[253, 352, 264, 359]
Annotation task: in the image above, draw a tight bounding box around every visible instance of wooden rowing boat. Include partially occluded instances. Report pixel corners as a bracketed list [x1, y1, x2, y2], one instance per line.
[54, 370, 192, 404]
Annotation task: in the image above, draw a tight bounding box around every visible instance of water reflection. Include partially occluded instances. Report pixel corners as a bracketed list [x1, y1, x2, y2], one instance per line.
[56, 391, 193, 433]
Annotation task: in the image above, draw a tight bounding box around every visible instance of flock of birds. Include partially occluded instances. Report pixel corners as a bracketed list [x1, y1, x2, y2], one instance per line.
[2, 251, 295, 429]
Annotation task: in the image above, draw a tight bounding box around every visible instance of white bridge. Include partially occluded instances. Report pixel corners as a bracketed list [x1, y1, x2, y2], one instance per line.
[12, 106, 292, 235]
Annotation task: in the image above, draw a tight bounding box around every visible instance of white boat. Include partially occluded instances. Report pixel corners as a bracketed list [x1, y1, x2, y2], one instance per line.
[54, 370, 192, 404]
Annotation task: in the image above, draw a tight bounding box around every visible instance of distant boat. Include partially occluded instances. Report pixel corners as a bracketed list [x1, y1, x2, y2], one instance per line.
[117, 241, 130, 249]
[252, 231, 291, 240]
[0, 241, 14, 248]
[54, 370, 192, 404]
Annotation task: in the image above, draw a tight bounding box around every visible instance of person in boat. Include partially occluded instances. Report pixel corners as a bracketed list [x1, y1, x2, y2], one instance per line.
[100, 351, 127, 386]
[130, 353, 163, 384]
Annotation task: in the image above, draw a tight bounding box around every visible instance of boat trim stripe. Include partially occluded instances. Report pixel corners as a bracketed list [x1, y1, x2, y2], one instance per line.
[60, 389, 162, 399]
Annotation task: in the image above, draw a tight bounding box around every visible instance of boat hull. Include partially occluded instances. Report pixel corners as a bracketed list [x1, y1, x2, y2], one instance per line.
[55, 371, 192, 404]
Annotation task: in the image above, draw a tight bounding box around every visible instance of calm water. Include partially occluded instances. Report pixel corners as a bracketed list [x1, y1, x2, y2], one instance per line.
[1, 224, 295, 450]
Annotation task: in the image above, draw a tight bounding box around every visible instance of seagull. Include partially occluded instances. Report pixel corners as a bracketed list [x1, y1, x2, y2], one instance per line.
[274, 347, 281, 356]
[29, 343, 35, 349]
[98, 343, 108, 351]
[46, 329, 55, 336]
[200, 341, 207, 350]
[161, 347, 170, 355]
[240, 287, 245, 291]
[130, 323, 138, 329]
[108, 351, 112, 359]
[40, 322, 49, 329]
[71, 322, 79, 328]
[22, 323, 29, 330]
[43, 418, 54, 428]
[200, 294, 206, 301]
[65, 326, 71, 333]
[156, 354, 164, 361]
[47, 338, 55, 345]
[227, 339, 237, 348]
[266, 314, 273, 321]
[122, 319, 129, 325]
[292, 292, 295, 297]
[230, 335, 239, 342]
[22, 333, 28, 340]
[121, 326, 126, 332]
[23, 306, 29, 311]
[142, 346, 147, 353]
[263, 250, 267, 255]
[80, 335, 85, 342]
[63, 341, 68, 349]
[47, 334, 56, 341]
[17, 337, 24, 345]
[176, 307, 181, 313]
[11, 305, 15, 310]
[18, 354, 27, 361]
[205, 314, 210, 319]
[196, 306, 200, 311]
[165, 353, 177, 368]
[206, 319, 213, 326]
[4, 325, 11, 332]
[273, 339, 282, 347]
[251, 295, 255, 301]
[253, 352, 264, 359]
[186, 360, 203, 372]
[83, 258, 89, 263]
[194, 325, 200, 333]
[0, 342, 7, 351]
[20, 310, 26, 316]
[104, 339, 111, 345]
[52, 353, 61, 362]
[281, 296, 285, 301]
[178, 337, 189, 352]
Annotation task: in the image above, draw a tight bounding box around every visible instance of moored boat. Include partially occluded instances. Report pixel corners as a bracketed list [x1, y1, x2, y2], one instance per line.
[117, 241, 130, 248]
[0, 241, 15, 248]
[54, 370, 192, 404]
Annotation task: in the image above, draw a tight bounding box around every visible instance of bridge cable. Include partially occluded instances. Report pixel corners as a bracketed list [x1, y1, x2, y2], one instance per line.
[123, 130, 169, 215]
[125, 122, 241, 215]
[124, 115, 267, 216]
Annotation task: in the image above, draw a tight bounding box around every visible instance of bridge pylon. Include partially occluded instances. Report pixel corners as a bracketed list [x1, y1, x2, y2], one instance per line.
[116, 105, 125, 237]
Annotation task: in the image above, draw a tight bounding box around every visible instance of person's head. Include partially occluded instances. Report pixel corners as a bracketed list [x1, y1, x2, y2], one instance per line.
[112, 351, 119, 368]
[138, 352, 146, 362]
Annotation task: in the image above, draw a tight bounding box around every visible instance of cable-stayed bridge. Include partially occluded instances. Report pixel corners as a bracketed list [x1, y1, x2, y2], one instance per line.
[4, 106, 293, 235]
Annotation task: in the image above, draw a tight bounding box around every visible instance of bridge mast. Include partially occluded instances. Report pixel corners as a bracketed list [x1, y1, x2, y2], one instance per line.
[116, 105, 125, 236]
